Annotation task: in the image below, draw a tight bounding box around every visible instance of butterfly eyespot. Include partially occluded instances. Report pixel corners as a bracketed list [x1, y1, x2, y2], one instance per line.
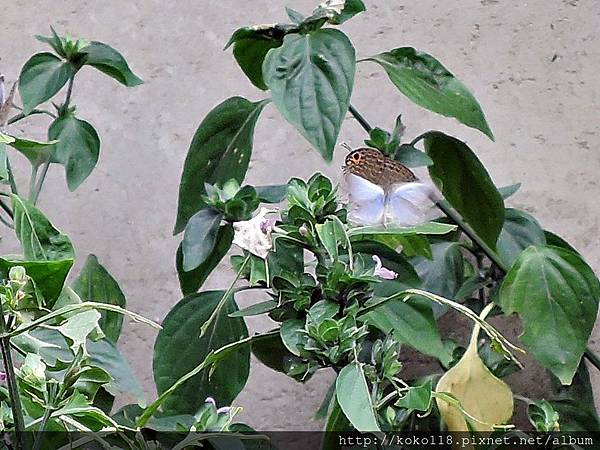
[352, 153, 361, 161]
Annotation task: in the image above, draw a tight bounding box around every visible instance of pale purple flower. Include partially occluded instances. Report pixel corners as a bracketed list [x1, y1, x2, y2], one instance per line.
[217, 407, 231, 415]
[260, 216, 277, 234]
[205, 397, 216, 407]
[372, 255, 397, 280]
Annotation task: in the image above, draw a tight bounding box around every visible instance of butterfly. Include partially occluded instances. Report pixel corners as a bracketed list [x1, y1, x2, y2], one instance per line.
[343, 147, 435, 226]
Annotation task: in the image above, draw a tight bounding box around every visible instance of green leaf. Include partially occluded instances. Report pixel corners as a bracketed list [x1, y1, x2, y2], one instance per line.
[57, 309, 102, 353]
[412, 241, 465, 301]
[255, 184, 288, 203]
[229, 30, 285, 90]
[229, 300, 277, 317]
[362, 297, 452, 367]
[498, 183, 521, 200]
[263, 29, 355, 161]
[251, 332, 293, 374]
[11, 194, 74, 260]
[394, 144, 434, 168]
[279, 319, 306, 357]
[550, 363, 600, 431]
[527, 400, 559, 431]
[544, 230, 579, 255]
[286, 7, 305, 24]
[497, 208, 546, 267]
[181, 208, 223, 271]
[316, 216, 349, 262]
[499, 245, 600, 384]
[71, 254, 126, 344]
[153, 291, 250, 414]
[325, 0, 367, 24]
[82, 41, 143, 86]
[0, 259, 73, 304]
[225, 23, 296, 90]
[18, 52, 72, 113]
[335, 362, 380, 432]
[176, 225, 233, 296]
[87, 337, 146, 406]
[321, 398, 352, 450]
[48, 113, 100, 191]
[396, 380, 433, 412]
[425, 132, 505, 249]
[4, 135, 58, 168]
[174, 97, 268, 233]
[349, 221, 456, 238]
[363, 48, 493, 139]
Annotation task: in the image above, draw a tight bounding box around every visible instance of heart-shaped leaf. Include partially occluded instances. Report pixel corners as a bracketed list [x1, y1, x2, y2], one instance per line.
[152, 291, 250, 414]
[175, 97, 268, 233]
[263, 29, 355, 161]
[71, 254, 126, 344]
[499, 245, 600, 384]
[497, 208, 546, 267]
[49, 113, 100, 191]
[363, 47, 493, 139]
[424, 132, 505, 249]
[19, 52, 72, 113]
[225, 25, 295, 90]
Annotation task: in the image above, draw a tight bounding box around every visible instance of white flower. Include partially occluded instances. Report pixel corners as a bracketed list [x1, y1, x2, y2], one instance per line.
[232, 207, 280, 259]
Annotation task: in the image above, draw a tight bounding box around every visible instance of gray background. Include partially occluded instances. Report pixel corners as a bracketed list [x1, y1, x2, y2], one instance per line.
[1, 0, 599, 430]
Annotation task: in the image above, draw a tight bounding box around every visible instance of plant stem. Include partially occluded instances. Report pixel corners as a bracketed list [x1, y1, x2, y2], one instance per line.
[6, 157, 19, 196]
[199, 254, 250, 338]
[347, 103, 600, 372]
[29, 164, 38, 202]
[348, 104, 372, 133]
[584, 348, 600, 372]
[7, 109, 56, 126]
[0, 301, 26, 449]
[30, 161, 49, 205]
[30, 74, 76, 205]
[0, 198, 13, 219]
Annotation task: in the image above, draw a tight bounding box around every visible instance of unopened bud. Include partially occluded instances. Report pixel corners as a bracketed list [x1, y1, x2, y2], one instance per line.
[9, 266, 27, 284]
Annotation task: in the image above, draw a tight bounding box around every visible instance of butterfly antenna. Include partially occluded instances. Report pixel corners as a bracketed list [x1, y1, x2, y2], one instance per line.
[340, 142, 353, 152]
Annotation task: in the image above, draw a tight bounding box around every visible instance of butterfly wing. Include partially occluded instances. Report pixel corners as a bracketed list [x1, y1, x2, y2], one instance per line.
[385, 182, 435, 226]
[345, 173, 385, 225]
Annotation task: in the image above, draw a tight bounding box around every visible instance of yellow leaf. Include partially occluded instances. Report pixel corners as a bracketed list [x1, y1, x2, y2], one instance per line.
[435, 303, 514, 431]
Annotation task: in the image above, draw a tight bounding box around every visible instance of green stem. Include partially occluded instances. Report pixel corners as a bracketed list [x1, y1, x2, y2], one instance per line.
[199, 254, 250, 337]
[0, 198, 13, 219]
[584, 348, 600, 372]
[30, 74, 76, 205]
[347, 103, 600, 372]
[348, 104, 372, 133]
[7, 109, 56, 126]
[30, 160, 48, 205]
[29, 164, 39, 202]
[5, 157, 19, 196]
[0, 301, 26, 449]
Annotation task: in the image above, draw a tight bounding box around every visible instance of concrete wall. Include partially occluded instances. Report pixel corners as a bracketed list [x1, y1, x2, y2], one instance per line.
[1, 0, 599, 430]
